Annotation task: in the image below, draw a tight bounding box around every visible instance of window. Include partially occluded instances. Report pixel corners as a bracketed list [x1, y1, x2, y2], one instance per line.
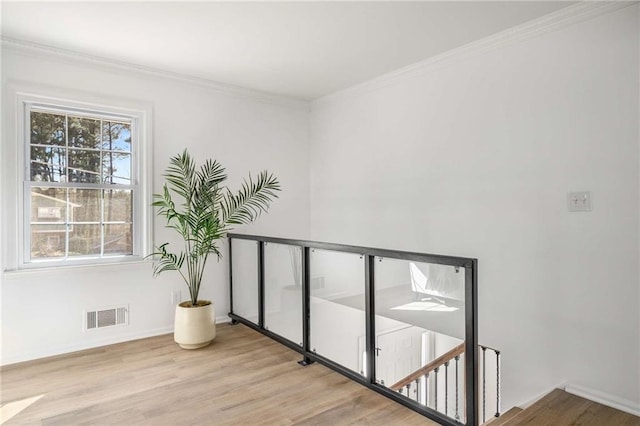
[21, 100, 149, 266]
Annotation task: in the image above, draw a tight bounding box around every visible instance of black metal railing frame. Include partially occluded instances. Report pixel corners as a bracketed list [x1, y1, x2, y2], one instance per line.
[228, 233, 478, 426]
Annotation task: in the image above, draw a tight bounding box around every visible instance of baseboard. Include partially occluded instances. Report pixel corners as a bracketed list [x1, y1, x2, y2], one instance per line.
[518, 381, 567, 409]
[1, 315, 236, 366]
[216, 315, 232, 324]
[565, 384, 640, 417]
[0, 326, 173, 366]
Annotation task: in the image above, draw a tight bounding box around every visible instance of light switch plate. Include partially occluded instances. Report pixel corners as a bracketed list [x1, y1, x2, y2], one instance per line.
[567, 191, 592, 212]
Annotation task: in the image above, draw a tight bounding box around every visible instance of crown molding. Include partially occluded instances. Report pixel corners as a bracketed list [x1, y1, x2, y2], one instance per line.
[0, 36, 310, 111]
[2, 2, 634, 110]
[312, 1, 637, 109]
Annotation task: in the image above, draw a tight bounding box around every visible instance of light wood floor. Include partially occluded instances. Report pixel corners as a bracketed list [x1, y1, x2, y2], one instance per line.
[0, 323, 434, 425]
[2, 324, 639, 426]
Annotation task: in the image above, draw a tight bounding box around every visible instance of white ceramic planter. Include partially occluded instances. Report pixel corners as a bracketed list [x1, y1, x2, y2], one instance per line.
[174, 300, 216, 349]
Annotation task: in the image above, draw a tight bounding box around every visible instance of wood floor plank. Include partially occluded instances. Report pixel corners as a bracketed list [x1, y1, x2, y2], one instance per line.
[487, 407, 523, 425]
[1, 324, 432, 425]
[504, 389, 640, 426]
[4, 325, 637, 426]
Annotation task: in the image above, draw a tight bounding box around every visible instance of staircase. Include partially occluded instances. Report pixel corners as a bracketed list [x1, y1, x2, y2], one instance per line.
[486, 389, 640, 426]
[389, 343, 502, 425]
[485, 407, 522, 425]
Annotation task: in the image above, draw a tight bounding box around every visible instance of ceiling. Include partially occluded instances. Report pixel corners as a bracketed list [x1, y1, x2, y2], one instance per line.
[1, 1, 573, 100]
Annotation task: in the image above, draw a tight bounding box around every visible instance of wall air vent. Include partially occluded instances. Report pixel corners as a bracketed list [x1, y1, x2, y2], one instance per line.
[85, 305, 129, 331]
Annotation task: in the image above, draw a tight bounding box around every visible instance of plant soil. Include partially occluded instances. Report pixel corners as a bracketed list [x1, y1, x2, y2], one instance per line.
[179, 300, 211, 308]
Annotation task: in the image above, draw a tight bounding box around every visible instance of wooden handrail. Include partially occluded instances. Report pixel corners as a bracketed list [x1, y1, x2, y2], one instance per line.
[390, 343, 465, 391]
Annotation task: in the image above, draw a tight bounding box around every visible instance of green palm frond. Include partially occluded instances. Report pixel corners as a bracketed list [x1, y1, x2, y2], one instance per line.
[149, 150, 280, 305]
[164, 149, 196, 207]
[196, 158, 226, 190]
[221, 171, 280, 227]
[150, 243, 185, 276]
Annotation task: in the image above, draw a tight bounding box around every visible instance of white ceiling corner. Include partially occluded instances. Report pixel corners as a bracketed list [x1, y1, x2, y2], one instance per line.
[1, 2, 586, 101]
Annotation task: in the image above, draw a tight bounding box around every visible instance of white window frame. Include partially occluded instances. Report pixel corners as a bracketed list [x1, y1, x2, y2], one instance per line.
[9, 91, 152, 270]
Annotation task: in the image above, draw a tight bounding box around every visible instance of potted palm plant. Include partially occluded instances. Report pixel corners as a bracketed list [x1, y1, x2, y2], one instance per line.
[151, 149, 280, 349]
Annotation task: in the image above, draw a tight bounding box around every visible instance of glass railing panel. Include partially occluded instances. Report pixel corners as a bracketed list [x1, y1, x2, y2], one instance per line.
[263, 242, 303, 346]
[309, 248, 365, 375]
[374, 256, 466, 422]
[231, 239, 259, 324]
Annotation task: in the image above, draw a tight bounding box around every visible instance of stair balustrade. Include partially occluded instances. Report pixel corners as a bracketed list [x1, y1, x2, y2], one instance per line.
[388, 342, 502, 423]
[228, 233, 485, 426]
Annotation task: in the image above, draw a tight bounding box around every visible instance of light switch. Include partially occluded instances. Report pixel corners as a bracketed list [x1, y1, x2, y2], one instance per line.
[567, 191, 592, 212]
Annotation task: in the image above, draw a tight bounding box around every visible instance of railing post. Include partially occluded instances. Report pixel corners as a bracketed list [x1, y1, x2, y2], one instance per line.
[465, 259, 479, 426]
[434, 366, 439, 411]
[425, 372, 430, 406]
[228, 237, 235, 320]
[298, 246, 314, 366]
[455, 355, 460, 421]
[495, 350, 501, 418]
[445, 361, 449, 416]
[365, 254, 376, 384]
[482, 346, 487, 424]
[257, 241, 265, 329]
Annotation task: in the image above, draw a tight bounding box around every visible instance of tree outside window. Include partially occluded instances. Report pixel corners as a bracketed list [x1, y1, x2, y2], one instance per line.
[28, 108, 135, 261]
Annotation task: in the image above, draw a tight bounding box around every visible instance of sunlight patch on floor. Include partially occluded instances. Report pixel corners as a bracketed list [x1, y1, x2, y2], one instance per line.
[391, 299, 458, 312]
[0, 394, 44, 425]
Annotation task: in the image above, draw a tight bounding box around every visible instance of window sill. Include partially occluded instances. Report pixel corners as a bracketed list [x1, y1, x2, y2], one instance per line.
[3, 257, 153, 279]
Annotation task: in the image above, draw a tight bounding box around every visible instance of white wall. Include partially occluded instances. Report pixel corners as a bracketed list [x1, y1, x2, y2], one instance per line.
[0, 46, 310, 365]
[309, 5, 639, 413]
[1, 4, 638, 418]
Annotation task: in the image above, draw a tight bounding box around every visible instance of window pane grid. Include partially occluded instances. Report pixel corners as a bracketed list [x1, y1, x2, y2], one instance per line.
[28, 186, 134, 260]
[29, 111, 131, 185]
[65, 114, 69, 186]
[27, 107, 135, 262]
[99, 123, 104, 192]
[28, 182, 136, 190]
[29, 223, 132, 227]
[30, 144, 132, 158]
[31, 106, 131, 121]
[100, 161, 105, 256]
[63, 140, 70, 257]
